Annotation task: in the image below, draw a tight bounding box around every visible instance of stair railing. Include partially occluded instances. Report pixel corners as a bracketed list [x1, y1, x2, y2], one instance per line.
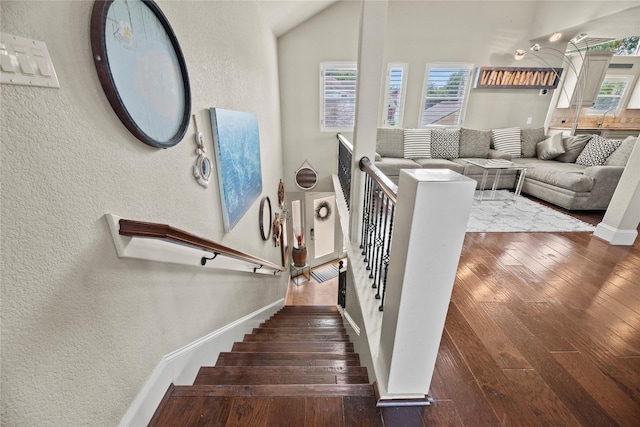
[337, 133, 353, 210]
[105, 214, 285, 275]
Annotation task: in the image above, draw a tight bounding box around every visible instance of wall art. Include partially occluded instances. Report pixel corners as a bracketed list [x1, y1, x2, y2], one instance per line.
[91, 0, 191, 148]
[192, 115, 211, 187]
[210, 108, 262, 232]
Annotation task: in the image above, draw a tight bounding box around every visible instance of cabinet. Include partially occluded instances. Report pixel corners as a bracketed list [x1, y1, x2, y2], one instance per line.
[557, 51, 613, 108]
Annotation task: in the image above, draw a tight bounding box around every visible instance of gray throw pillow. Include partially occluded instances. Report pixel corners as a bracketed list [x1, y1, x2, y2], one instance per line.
[555, 134, 592, 163]
[431, 128, 460, 159]
[536, 133, 565, 160]
[575, 135, 623, 166]
[605, 135, 637, 166]
[376, 128, 404, 158]
[521, 127, 546, 158]
[459, 128, 491, 158]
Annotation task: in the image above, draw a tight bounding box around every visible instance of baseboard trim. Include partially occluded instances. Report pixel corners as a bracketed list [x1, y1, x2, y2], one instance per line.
[594, 223, 638, 246]
[118, 299, 284, 427]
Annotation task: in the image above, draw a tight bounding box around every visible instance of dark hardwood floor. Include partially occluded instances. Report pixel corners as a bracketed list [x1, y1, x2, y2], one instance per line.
[380, 207, 640, 426]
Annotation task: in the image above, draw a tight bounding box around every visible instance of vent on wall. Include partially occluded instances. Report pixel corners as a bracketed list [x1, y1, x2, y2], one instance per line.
[609, 63, 634, 69]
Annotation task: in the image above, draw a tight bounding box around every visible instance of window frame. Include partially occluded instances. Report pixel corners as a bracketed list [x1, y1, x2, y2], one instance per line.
[320, 62, 358, 132]
[381, 63, 408, 128]
[418, 63, 474, 129]
[585, 74, 633, 115]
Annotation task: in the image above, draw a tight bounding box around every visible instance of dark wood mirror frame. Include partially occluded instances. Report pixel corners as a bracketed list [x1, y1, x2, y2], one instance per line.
[90, 0, 191, 148]
[259, 197, 272, 241]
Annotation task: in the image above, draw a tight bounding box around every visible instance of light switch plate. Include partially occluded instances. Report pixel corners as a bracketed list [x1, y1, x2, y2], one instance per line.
[0, 32, 60, 88]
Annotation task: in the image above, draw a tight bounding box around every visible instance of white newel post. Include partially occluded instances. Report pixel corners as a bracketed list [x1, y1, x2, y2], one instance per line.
[376, 169, 476, 399]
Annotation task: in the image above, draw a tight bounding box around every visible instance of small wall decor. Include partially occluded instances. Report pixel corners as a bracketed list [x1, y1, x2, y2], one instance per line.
[315, 200, 331, 221]
[192, 115, 211, 188]
[473, 67, 563, 89]
[210, 108, 263, 232]
[90, 0, 191, 148]
[280, 211, 290, 266]
[272, 212, 281, 247]
[294, 161, 318, 190]
[259, 196, 271, 241]
[277, 179, 285, 209]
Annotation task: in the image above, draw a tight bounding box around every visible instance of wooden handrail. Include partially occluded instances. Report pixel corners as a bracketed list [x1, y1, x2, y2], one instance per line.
[359, 156, 398, 205]
[336, 132, 353, 153]
[118, 219, 285, 272]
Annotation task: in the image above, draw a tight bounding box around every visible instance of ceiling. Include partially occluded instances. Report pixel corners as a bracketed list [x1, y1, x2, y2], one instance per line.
[257, 0, 338, 37]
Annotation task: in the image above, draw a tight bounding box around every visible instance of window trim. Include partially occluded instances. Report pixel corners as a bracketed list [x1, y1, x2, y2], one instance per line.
[320, 62, 358, 132]
[585, 74, 633, 115]
[418, 63, 474, 129]
[381, 63, 408, 128]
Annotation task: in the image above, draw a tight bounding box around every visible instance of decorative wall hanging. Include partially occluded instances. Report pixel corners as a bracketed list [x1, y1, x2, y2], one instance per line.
[473, 67, 563, 89]
[192, 115, 211, 188]
[294, 161, 318, 190]
[280, 211, 290, 267]
[272, 212, 281, 247]
[277, 179, 285, 209]
[314, 200, 332, 222]
[91, 0, 191, 148]
[259, 196, 272, 241]
[210, 108, 262, 232]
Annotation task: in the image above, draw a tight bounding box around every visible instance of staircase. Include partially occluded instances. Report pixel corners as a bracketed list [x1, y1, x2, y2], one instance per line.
[148, 305, 383, 426]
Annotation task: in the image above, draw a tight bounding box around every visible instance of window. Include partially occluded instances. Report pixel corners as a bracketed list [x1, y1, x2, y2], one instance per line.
[320, 62, 357, 131]
[419, 64, 473, 128]
[588, 76, 631, 113]
[381, 63, 407, 127]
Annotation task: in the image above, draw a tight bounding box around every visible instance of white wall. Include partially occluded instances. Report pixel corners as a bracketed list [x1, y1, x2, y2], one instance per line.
[0, 1, 287, 425]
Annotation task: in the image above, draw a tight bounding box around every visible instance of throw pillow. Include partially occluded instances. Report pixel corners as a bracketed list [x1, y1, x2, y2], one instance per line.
[605, 135, 637, 166]
[459, 128, 491, 158]
[536, 133, 565, 160]
[491, 127, 522, 158]
[555, 134, 592, 163]
[403, 129, 431, 159]
[575, 135, 623, 166]
[376, 128, 404, 158]
[521, 127, 546, 158]
[431, 128, 460, 159]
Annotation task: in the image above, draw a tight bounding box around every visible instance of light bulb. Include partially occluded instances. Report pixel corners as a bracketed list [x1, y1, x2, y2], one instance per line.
[514, 49, 526, 60]
[530, 43, 541, 52]
[549, 32, 562, 42]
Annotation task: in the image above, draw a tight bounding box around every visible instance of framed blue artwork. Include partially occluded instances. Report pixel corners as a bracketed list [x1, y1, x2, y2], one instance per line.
[210, 108, 263, 232]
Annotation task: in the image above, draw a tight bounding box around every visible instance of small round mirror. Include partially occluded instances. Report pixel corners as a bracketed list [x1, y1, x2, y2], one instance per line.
[259, 197, 272, 240]
[295, 166, 318, 190]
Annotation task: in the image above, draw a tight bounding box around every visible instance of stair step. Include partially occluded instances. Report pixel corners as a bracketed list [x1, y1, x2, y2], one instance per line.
[260, 319, 344, 328]
[278, 305, 339, 313]
[172, 384, 376, 397]
[251, 327, 348, 336]
[194, 371, 369, 385]
[198, 365, 368, 376]
[215, 352, 360, 366]
[231, 341, 353, 353]
[243, 333, 349, 342]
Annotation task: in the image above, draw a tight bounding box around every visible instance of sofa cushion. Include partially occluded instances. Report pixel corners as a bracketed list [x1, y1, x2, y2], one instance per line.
[555, 134, 592, 163]
[491, 127, 521, 158]
[459, 128, 491, 158]
[576, 135, 623, 166]
[536, 133, 565, 160]
[521, 127, 546, 158]
[525, 166, 594, 193]
[376, 128, 404, 158]
[403, 128, 431, 159]
[414, 158, 464, 173]
[374, 157, 421, 177]
[605, 135, 637, 166]
[431, 128, 460, 158]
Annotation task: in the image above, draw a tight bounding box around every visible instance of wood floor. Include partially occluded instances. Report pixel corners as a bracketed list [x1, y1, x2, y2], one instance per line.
[288, 208, 640, 426]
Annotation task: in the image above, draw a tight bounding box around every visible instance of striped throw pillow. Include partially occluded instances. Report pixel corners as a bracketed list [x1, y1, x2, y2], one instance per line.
[403, 129, 431, 159]
[491, 127, 522, 158]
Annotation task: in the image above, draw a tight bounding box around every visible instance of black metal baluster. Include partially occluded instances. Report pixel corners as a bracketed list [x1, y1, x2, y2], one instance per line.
[361, 174, 372, 254]
[379, 204, 395, 311]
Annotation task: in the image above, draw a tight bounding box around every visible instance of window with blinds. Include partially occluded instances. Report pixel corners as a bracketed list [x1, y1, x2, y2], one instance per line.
[321, 63, 357, 131]
[382, 64, 407, 127]
[588, 76, 631, 113]
[420, 64, 473, 128]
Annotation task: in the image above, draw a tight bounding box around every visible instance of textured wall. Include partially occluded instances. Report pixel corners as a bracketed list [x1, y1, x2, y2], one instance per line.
[0, 1, 287, 425]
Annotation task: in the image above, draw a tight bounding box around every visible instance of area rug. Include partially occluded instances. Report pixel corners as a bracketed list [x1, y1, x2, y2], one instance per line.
[311, 264, 339, 283]
[467, 191, 596, 233]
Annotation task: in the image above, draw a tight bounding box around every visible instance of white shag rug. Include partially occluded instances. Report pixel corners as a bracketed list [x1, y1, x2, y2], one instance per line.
[467, 191, 596, 233]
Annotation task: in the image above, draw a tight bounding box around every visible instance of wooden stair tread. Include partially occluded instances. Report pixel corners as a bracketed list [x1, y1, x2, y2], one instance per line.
[171, 384, 376, 397]
[198, 365, 368, 376]
[243, 334, 349, 342]
[231, 342, 353, 353]
[252, 326, 347, 333]
[193, 372, 369, 385]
